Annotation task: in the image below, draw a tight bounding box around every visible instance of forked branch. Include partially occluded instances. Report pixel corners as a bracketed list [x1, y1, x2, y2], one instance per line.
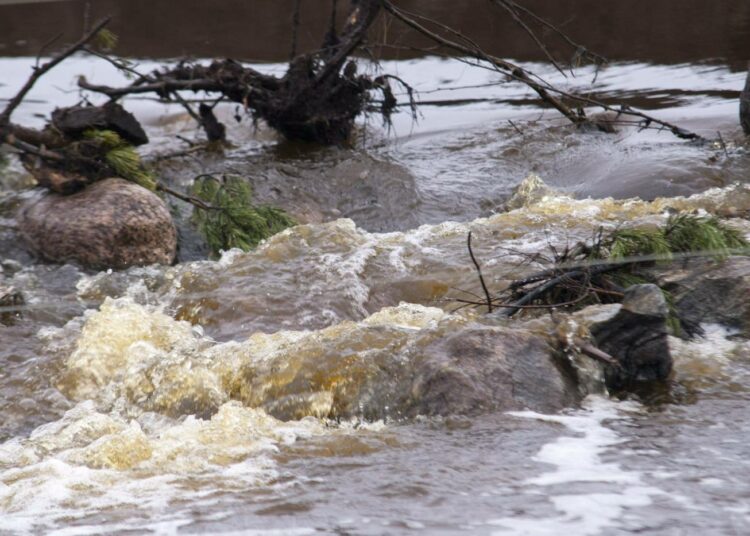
[0, 17, 112, 127]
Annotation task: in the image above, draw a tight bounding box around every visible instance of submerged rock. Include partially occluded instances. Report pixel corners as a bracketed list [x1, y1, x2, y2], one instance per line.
[501, 173, 557, 211]
[589, 284, 672, 389]
[407, 325, 580, 416]
[657, 256, 750, 337]
[18, 178, 176, 270]
[60, 299, 583, 422]
[1, 259, 22, 276]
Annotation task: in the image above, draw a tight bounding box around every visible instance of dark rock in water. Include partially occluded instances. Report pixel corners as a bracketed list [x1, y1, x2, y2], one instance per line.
[0, 285, 23, 325]
[406, 325, 580, 416]
[51, 102, 149, 146]
[658, 256, 750, 337]
[18, 178, 176, 269]
[590, 284, 672, 389]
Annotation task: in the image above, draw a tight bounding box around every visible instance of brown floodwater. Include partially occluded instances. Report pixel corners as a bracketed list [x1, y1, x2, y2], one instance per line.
[2, 1, 750, 535]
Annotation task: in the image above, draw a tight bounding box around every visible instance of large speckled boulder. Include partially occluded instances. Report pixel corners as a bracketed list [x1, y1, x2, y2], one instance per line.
[18, 178, 176, 269]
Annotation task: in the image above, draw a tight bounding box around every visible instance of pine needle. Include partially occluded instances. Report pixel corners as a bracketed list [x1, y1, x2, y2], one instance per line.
[94, 29, 118, 51]
[191, 175, 296, 255]
[83, 128, 157, 190]
[664, 214, 747, 260]
[83, 127, 122, 148]
[608, 228, 672, 263]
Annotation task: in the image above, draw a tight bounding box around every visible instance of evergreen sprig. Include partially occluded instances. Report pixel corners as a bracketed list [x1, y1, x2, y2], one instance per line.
[82, 128, 156, 190]
[599, 214, 747, 264]
[664, 213, 747, 260]
[190, 174, 296, 255]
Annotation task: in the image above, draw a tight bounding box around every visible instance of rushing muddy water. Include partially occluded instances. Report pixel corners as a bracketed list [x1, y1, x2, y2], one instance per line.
[3, 3, 750, 535]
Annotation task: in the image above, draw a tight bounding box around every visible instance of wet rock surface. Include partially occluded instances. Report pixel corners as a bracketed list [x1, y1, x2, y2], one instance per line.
[589, 284, 672, 389]
[654, 256, 750, 337]
[406, 325, 580, 416]
[18, 178, 177, 270]
[261, 322, 583, 421]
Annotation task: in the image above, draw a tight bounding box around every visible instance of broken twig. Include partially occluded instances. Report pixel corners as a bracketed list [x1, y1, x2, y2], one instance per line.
[467, 231, 494, 313]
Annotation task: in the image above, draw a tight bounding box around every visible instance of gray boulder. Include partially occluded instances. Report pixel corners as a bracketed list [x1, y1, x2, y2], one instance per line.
[18, 178, 176, 270]
[406, 325, 580, 416]
[236, 320, 582, 422]
[656, 256, 750, 337]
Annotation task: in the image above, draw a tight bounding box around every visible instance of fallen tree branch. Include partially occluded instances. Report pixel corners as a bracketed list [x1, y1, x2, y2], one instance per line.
[155, 182, 217, 211]
[448, 291, 591, 311]
[382, 1, 587, 126]
[0, 17, 111, 127]
[314, 0, 381, 85]
[72, 2, 390, 145]
[491, 0, 567, 77]
[77, 76, 229, 100]
[2, 133, 65, 161]
[382, 1, 704, 141]
[572, 336, 622, 368]
[490, 0, 607, 71]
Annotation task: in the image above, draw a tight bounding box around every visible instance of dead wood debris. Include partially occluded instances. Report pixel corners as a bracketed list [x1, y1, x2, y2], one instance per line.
[0, 0, 720, 205]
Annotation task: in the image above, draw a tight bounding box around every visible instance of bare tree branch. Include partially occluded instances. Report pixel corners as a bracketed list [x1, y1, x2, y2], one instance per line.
[0, 17, 112, 127]
[467, 231, 494, 313]
[491, 0, 567, 77]
[381, 1, 587, 126]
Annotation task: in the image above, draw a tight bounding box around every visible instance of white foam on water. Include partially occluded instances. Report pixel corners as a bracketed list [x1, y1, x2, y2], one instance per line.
[41, 514, 318, 536]
[0, 400, 327, 535]
[489, 396, 664, 536]
[670, 323, 741, 367]
[0, 295, 444, 534]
